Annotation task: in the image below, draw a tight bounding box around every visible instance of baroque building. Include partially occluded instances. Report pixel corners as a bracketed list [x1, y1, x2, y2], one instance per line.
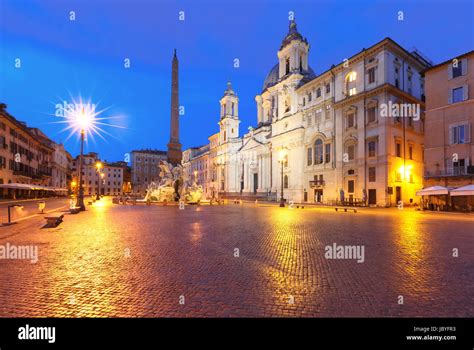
[72, 152, 125, 197]
[184, 19, 431, 206]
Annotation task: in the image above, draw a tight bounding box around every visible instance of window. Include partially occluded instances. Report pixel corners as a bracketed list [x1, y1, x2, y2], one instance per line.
[347, 145, 355, 160]
[314, 139, 323, 164]
[315, 110, 322, 123]
[316, 88, 321, 98]
[284, 175, 289, 189]
[368, 67, 375, 84]
[302, 97, 306, 107]
[452, 60, 463, 78]
[285, 57, 290, 75]
[395, 141, 402, 157]
[369, 167, 376, 182]
[451, 124, 470, 144]
[325, 143, 331, 163]
[395, 171, 402, 182]
[453, 159, 467, 175]
[307, 147, 312, 166]
[348, 180, 355, 193]
[326, 84, 330, 94]
[367, 106, 376, 123]
[368, 141, 376, 157]
[347, 112, 356, 128]
[345, 72, 357, 97]
[308, 92, 312, 102]
[452, 87, 464, 103]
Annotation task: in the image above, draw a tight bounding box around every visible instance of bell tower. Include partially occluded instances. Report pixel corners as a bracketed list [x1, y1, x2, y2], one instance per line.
[277, 19, 309, 78]
[218, 81, 240, 143]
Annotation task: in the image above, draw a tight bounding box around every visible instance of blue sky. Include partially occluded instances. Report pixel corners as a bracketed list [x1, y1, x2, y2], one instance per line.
[1, 0, 473, 162]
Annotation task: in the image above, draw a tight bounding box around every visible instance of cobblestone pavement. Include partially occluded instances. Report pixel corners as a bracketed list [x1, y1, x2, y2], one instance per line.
[0, 199, 473, 317]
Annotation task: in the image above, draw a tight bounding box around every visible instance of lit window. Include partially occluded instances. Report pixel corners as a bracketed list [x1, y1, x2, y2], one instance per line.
[349, 88, 356, 96]
[348, 71, 357, 82]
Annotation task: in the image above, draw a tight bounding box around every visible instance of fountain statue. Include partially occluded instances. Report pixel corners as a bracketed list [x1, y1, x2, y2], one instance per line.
[144, 161, 203, 204]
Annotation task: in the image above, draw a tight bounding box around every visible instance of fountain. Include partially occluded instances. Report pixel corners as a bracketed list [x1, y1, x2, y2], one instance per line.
[144, 161, 203, 204]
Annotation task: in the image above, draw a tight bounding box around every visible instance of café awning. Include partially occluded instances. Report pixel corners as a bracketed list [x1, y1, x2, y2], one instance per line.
[450, 185, 474, 196]
[416, 186, 451, 196]
[0, 183, 57, 191]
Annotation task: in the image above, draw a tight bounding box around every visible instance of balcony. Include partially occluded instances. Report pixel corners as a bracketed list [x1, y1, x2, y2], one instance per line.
[13, 170, 34, 178]
[309, 180, 325, 187]
[425, 167, 474, 177]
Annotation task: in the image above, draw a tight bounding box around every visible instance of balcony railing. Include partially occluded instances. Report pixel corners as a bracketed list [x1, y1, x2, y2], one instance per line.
[309, 180, 325, 187]
[13, 170, 34, 178]
[425, 167, 474, 177]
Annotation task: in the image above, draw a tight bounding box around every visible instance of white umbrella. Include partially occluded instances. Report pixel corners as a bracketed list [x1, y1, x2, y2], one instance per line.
[450, 184, 474, 196]
[416, 186, 451, 196]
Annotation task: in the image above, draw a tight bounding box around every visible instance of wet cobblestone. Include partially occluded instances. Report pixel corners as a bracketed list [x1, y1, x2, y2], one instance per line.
[0, 199, 472, 317]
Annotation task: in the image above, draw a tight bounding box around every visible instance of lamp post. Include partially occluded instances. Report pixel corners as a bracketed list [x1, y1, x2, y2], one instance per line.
[96, 161, 103, 200]
[77, 129, 86, 211]
[100, 173, 105, 196]
[71, 180, 77, 196]
[278, 147, 287, 207]
[71, 105, 94, 211]
[4, 204, 23, 225]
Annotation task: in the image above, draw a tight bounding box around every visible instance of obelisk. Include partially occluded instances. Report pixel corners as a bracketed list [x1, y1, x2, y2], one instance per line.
[167, 49, 182, 165]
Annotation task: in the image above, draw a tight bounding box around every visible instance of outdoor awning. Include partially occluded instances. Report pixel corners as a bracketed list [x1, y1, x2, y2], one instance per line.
[450, 185, 474, 196]
[0, 183, 35, 190]
[416, 186, 451, 196]
[0, 183, 57, 191]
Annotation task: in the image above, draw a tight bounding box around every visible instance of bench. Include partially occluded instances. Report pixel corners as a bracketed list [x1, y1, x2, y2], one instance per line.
[335, 207, 357, 213]
[44, 214, 64, 227]
[69, 207, 81, 214]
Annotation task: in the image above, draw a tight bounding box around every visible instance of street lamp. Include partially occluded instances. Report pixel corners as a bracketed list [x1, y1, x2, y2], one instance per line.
[71, 180, 77, 194]
[278, 147, 288, 207]
[2, 204, 24, 226]
[194, 170, 198, 184]
[96, 161, 103, 200]
[100, 173, 105, 195]
[73, 106, 94, 211]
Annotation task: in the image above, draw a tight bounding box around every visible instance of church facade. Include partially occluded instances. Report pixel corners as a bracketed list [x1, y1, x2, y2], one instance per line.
[183, 20, 430, 206]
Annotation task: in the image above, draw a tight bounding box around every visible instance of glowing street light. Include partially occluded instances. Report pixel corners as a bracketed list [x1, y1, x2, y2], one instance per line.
[96, 161, 103, 200]
[278, 147, 288, 207]
[74, 105, 94, 211]
[194, 170, 198, 184]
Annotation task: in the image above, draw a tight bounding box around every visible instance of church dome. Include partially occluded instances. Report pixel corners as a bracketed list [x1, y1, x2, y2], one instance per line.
[262, 63, 316, 91]
[262, 64, 280, 91]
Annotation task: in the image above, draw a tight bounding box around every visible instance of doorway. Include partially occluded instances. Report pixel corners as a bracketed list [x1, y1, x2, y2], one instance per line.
[253, 173, 258, 194]
[368, 189, 376, 205]
[314, 189, 323, 203]
[396, 186, 401, 204]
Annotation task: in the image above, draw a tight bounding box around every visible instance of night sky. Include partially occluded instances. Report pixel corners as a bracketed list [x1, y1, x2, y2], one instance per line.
[1, 0, 473, 162]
